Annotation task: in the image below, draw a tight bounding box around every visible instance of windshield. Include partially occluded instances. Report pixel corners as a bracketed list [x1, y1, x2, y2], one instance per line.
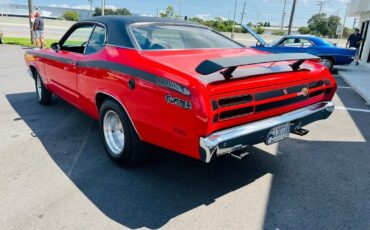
[131, 24, 243, 50]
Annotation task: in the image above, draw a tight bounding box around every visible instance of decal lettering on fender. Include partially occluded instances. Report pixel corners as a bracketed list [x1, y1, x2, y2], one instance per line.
[156, 77, 190, 96]
[165, 95, 192, 110]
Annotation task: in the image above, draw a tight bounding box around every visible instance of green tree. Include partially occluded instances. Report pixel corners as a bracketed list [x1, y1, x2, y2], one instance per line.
[160, 5, 175, 18]
[62, 11, 80, 21]
[93, 7, 131, 16]
[308, 13, 329, 36]
[343, 27, 352, 38]
[328, 15, 341, 38]
[298, 26, 310, 34]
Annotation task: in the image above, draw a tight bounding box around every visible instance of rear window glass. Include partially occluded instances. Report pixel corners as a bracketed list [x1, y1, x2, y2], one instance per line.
[131, 24, 243, 50]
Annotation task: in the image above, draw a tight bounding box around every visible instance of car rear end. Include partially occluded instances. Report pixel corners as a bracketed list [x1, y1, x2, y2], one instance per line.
[197, 56, 336, 162]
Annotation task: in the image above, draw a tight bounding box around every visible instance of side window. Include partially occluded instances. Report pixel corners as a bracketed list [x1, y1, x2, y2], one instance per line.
[300, 39, 313, 48]
[85, 26, 106, 54]
[61, 25, 94, 54]
[282, 38, 301, 47]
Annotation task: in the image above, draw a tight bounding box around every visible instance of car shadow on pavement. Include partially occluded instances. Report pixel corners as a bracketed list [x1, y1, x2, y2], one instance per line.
[262, 76, 370, 229]
[6, 92, 278, 229]
[6, 84, 370, 229]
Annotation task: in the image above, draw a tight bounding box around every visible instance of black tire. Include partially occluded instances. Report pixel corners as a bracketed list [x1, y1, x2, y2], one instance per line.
[99, 99, 145, 166]
[35, 71, 52, 105]
[319, 57, 334, 70]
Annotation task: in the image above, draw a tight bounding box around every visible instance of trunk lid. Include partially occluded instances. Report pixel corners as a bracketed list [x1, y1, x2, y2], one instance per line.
[140, 48, 335, 134]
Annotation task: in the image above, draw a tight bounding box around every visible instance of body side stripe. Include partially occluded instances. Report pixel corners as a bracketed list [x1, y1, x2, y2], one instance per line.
[26, 51, 191, 96]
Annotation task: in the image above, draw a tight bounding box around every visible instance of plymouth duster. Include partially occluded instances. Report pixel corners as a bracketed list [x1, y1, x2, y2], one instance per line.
[24, 16, 336, 166]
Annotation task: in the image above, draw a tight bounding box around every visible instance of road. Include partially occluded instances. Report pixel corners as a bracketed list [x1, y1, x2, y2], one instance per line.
[0, 22, 68, 39]
[1, 45, 370, 229]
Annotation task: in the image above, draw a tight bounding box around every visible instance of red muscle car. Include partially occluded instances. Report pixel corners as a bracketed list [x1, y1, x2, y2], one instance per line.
[24, 16, 336, 166]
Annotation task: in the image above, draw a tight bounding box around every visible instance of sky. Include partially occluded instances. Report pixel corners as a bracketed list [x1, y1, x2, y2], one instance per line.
[11, 0, 356, 27]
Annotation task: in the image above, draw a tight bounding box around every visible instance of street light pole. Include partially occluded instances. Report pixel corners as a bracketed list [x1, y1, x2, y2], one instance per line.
[88, 0, 93, 17]
[101, 0, 105, 16]
[231, 0, 237, 39]
[340, 2, 350, 39]
[288, 0, 297, 35]
[27, 0, 34, 45]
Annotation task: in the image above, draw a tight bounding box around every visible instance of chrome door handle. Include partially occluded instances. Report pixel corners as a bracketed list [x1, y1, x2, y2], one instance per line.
[65, 60, 76, 65]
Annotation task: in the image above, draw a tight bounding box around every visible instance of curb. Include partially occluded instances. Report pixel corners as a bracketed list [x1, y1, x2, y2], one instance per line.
[338, 71, 370, 105]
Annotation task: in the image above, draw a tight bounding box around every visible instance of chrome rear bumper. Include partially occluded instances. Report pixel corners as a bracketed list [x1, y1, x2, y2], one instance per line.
[199, 101, 335, 163]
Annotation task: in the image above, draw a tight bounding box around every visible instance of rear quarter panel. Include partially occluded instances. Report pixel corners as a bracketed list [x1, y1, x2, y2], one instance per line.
[77, 46, 209, 160]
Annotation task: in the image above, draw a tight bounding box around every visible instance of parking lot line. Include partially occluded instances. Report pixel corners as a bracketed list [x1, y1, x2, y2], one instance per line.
[335, 106, 370, 113]
[337, 86, 352, 89]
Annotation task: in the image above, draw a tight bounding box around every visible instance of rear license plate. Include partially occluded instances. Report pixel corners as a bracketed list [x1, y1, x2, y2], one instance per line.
[265, 122, 290, 145]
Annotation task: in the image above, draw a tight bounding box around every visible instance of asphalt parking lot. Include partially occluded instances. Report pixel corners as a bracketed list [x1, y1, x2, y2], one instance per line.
[1, 45, 370, 230]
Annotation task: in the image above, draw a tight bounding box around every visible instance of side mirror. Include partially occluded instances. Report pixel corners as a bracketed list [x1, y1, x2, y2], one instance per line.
[50, 42, 60, 53]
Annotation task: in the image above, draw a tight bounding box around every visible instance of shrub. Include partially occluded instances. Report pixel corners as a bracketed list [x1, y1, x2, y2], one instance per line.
[255, 26, 265, 34]
[272, 30, 284, 36]
[298, 26, 310, 34]
[62, 11, 80, 21]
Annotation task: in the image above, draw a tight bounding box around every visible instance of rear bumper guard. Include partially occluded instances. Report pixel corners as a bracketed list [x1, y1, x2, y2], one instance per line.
[199, 101, 335, 163]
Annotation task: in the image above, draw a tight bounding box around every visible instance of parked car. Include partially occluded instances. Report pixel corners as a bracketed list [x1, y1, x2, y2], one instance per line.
[24, 16, 336, 166]
[243, 25, 355, 70]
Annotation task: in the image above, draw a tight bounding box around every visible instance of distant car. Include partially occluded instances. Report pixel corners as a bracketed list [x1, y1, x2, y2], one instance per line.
[243, 25, 355, 70]
[24, 16, 336, 166]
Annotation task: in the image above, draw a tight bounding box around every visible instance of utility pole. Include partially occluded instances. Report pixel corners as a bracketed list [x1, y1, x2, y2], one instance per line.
[179, 0, 183, 17]
[240, 1, 246, 25]
[288, 0, 297, 35]
[352, 18, 357, 29]
[27, 0, 34, 45]
[280, 0, 287, 31]
[156, 7, 159, 17]
[317, 0, 324, 14]
[88, 0, 93, 17]
[101, 0, 105, 16]
[231, 0, 237, 39]
[340, 2, 350, 39]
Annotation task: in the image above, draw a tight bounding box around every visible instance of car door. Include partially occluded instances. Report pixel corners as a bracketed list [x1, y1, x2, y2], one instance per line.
[299, 38, 316, 55]
[44, 24, 95, 107]
[279, 38, 305, 53]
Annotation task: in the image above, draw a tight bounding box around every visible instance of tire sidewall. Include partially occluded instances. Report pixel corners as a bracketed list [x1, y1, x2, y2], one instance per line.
[320, 57, 333, 70]
[34, 71, 51, 105]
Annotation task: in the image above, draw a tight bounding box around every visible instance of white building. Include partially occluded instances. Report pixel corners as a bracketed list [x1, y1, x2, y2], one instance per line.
[349, 0, 370, 65]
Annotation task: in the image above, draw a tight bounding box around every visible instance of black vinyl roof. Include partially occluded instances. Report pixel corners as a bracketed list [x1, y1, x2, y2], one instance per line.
[78, 16, 205, 48]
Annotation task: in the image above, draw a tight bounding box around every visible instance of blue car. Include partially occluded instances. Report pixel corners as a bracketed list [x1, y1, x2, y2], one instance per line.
[242, 25, 355, 70]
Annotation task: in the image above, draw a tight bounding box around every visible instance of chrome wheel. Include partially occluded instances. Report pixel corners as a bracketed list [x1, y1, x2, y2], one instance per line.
[36, 75, 42, 100]
[320, 58, 332, 69]
[103, 110, 125, 155]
